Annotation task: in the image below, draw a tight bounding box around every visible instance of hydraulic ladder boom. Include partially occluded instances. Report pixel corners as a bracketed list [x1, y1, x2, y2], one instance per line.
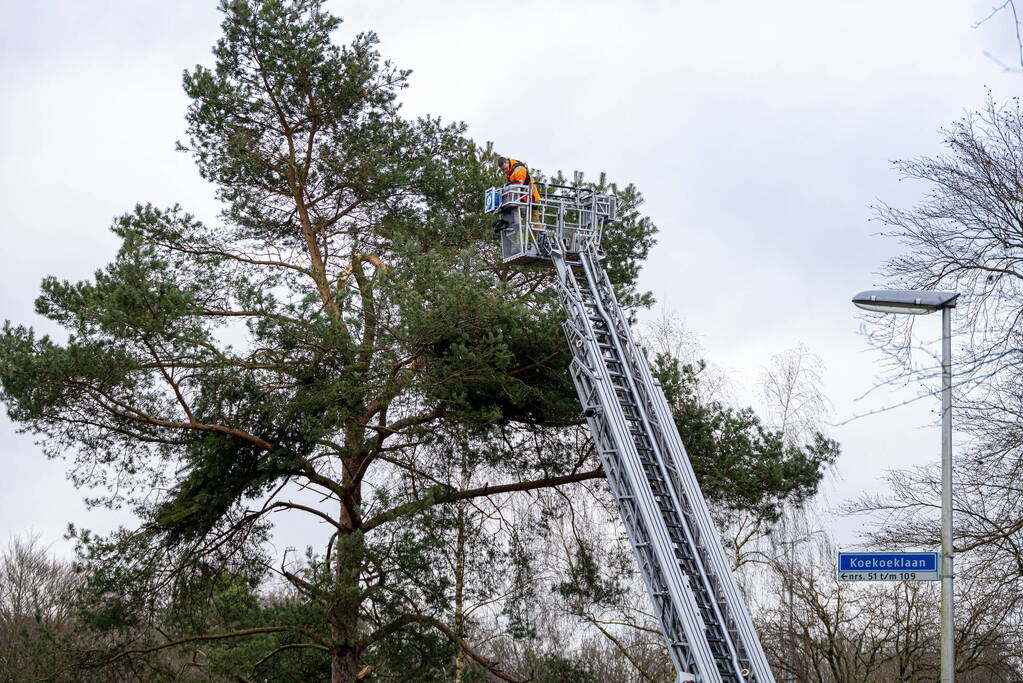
[484, 183, 776, 683]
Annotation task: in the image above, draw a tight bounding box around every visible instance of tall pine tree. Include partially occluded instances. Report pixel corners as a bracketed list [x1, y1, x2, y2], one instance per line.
[0, 2, 650, 680]
[0, 2, 833, 680]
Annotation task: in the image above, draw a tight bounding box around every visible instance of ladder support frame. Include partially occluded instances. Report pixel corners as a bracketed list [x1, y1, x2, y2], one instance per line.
[484, 185, 776, 683]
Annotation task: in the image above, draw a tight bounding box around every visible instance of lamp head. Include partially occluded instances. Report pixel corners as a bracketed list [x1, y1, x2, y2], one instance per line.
[852, 290, 959, 315]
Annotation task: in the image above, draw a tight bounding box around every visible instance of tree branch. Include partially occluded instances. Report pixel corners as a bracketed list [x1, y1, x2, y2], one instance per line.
[251, 642, 329, 674]
[94, 627, 308, 666]
[362, 467, 605, 532]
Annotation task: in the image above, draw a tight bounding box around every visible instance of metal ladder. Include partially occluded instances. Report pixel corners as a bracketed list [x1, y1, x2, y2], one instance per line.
[485, 183, 775, 683]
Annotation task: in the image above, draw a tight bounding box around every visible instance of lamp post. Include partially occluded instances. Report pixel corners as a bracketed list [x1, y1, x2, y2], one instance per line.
[852, 289, 959, 683]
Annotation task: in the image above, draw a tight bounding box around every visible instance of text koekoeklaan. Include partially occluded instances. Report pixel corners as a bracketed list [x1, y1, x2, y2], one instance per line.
[844, 557, 933, 569]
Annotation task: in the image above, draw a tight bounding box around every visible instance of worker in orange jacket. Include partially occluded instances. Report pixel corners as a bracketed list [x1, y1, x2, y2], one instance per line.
[499, 157, 541, 203]
[494, 156, 541, 233]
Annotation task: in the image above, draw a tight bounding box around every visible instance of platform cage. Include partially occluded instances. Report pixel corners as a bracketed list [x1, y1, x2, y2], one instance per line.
[484, 182, 617, 265]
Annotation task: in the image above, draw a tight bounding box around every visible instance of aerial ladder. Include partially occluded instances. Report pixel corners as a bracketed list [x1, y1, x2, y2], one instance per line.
[485, 181, 776, 683]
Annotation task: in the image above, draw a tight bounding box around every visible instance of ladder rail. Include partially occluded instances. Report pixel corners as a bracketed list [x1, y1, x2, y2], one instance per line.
[639, 360, 776, 680]
[580, 248, 774, 682]
[483, 183, 776, 683]
[581, 248, 769, 678]
[575, 248, 750, 681]
[550, 246, 717, 678]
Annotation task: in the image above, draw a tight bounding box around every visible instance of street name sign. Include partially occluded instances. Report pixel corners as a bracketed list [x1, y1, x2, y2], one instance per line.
[836, 552, 940, 582]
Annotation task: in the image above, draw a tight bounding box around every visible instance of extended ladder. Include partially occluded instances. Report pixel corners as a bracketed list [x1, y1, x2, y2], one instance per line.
[485, 183, 776, 683]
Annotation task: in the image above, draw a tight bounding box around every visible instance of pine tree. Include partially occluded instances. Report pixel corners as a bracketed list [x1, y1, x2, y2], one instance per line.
[0, 1, 653, 680]
[0, 2, 836, 680]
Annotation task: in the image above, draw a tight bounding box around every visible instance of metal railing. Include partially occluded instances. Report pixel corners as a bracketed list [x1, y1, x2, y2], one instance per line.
[484, 183, 616, 259]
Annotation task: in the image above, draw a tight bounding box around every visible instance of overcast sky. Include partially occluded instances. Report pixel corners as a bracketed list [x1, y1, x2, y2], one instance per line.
[2, 1, 1020, 557]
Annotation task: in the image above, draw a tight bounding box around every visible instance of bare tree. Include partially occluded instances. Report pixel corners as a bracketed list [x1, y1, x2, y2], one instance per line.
[974, 1, 1023, 72]
[756, 530, 1022, 682]
[728, 345, 836, 575]
[851, 98, 1023, 678]
[641, 311, 733, 406]
[0, 535, 80, 680]
[869, 96, 1023, 389]
[760, 345, 833, 451]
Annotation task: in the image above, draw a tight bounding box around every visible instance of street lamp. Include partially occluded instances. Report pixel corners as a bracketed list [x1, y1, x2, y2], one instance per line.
[852, 289, 959, 683]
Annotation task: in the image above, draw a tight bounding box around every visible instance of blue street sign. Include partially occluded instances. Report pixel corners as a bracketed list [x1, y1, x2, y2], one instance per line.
[837, 552, 940, 582]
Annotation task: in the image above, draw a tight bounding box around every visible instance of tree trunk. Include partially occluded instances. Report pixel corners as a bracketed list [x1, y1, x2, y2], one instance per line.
[453, 498, 467, 683]
[332, 454, 365, 683]
[331, 642, 361, 683]
[452, 462, 472, 683]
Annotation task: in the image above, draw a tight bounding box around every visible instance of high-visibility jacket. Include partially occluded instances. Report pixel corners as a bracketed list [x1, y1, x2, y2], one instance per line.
[504, 158, 541, 203]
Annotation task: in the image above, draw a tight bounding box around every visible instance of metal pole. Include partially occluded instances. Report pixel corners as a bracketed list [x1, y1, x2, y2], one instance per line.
[940, 305, 955, 683]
